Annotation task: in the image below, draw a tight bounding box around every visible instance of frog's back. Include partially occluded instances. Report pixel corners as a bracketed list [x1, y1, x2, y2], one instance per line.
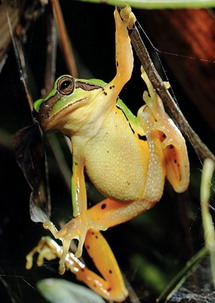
[85, 105, 149, 202]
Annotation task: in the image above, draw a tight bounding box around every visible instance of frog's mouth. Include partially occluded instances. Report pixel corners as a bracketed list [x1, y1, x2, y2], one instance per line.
[38, 94, 87, 131]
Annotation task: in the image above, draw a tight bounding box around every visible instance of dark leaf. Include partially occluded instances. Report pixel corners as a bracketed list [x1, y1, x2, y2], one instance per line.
[13, 123, 51, 222]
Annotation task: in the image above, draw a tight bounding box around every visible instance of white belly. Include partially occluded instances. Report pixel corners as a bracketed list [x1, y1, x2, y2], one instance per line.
[84, 110, 149, 201]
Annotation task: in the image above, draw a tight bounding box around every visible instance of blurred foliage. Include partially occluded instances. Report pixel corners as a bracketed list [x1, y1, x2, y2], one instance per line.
[37, 279, 105, 303]
[0, 1, 214, 303]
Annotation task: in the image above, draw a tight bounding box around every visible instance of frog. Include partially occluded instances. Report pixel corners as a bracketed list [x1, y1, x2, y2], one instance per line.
[26, 7, 189, 302]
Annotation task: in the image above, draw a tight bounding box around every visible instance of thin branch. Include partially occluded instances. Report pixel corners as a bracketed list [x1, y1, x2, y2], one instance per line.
[51, 0, 78, 77]
[43, 7, 58, 96]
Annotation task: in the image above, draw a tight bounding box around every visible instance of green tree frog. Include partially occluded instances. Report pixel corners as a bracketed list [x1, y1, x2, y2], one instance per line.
[27, 7, 189, 302]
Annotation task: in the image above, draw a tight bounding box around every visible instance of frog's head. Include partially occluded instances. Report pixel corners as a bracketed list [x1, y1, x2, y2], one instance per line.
[34, 75, 105, 136]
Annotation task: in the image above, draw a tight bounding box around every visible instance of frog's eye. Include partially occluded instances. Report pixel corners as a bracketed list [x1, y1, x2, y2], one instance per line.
[57, 76, 75, 95]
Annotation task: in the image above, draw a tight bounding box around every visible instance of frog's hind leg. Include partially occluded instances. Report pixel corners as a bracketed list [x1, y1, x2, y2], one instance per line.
[77, 230, 128, 302]
[26, 234, 128, 302]
[139, 67, 190, 193]
[137, 103, 166, 202]
[160, 127, 190, 193]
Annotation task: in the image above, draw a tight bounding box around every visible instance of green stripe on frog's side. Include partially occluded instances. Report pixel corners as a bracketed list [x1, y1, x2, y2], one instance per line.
[79, 78, 145, 132]
[116, 98, 145, 135]
[83, 78, 144, 131]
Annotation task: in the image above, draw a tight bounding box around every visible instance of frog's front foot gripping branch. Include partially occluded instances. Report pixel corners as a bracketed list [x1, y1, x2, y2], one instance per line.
[42, 215, 107, 274]
[26, 232, 128, 302]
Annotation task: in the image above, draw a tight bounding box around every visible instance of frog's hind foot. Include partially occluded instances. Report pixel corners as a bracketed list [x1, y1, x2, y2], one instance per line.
[26, 236, 60, 270]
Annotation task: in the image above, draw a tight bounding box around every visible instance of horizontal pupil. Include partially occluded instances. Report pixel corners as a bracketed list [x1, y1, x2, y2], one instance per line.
[61, 80, 71, 90]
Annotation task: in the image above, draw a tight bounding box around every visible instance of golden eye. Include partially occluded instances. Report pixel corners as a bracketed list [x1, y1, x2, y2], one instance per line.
[57, 76, 75, 95]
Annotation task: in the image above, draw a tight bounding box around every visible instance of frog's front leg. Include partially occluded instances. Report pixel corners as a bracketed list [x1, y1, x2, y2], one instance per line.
[105, 7, 135, 101]
[43, 147, 108, 274]
[113, 7, 135, 86]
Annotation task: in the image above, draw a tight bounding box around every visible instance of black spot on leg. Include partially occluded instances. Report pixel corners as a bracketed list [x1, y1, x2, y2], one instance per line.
[107, 287, 112, 292]
[101, 203, 107, 209]
[138, 134, 147, 141]
[103, 91, 107, 96]
[109, 270, 112, 274]
[161, 133, 166, 142]
[95, 235, 98, 239]
[174, 159, 177, 163]
[116, 61, 119, 67]
[86, 245, 90, 250]
[169, 144, 174, 149]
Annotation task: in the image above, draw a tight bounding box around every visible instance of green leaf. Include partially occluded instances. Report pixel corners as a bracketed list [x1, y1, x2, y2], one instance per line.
[37, 279, 105, 303]
[200, 158, 215, 288]
[77, 0, 215, 9]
